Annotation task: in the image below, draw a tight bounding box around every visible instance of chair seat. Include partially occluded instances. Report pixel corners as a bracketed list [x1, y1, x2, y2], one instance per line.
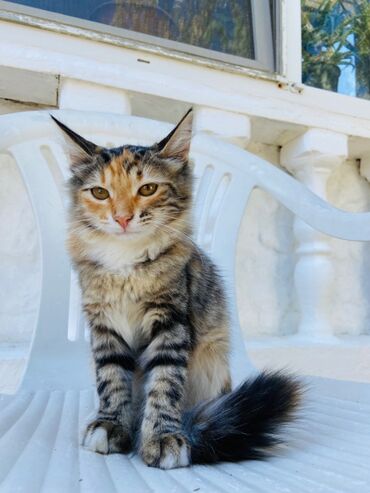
[0, 379, 369, 493]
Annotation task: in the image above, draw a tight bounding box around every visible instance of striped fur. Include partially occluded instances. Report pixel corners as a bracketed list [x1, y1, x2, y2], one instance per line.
[53, 110, 302, 469]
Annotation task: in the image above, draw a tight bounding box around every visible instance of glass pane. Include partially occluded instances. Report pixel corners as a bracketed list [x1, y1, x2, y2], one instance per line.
[302, 0, 370, 100]
[6, 0, 256, 60]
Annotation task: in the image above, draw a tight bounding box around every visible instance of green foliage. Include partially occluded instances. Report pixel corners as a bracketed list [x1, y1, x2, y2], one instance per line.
[302, 0, 353, 90]
[352, 1, 370, 56]
[302, 0, 370, 97]
[350, 1, 370, 97]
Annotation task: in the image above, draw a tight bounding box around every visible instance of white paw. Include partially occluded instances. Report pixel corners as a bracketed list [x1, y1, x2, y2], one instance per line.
[82, 426, 109, 454]
[159, 441, 190, 470]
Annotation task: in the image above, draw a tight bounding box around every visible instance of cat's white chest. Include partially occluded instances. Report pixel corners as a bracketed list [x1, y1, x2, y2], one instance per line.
[102, 278, 144, 349]
[108, 306, 134, 347]
[84, 232, 170, 276]
[89, 239, 146, 276]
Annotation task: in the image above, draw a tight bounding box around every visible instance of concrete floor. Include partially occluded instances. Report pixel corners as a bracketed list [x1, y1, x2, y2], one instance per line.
[1, 336, 370, 394]
[0, 359, 25, 394]
[248, 339, 370, 383]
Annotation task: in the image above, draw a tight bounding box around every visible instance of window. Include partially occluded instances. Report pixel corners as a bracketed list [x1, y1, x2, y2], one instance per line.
[0, 0, 276, 72]
[302, 0, 370, 100]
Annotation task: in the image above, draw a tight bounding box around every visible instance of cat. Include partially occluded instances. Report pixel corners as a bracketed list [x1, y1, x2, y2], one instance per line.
[52, 110, 301, 469]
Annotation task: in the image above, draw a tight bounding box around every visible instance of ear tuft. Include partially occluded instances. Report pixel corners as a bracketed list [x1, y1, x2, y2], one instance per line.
[50, 115, 99, 170]
[156, 108, 193, 162]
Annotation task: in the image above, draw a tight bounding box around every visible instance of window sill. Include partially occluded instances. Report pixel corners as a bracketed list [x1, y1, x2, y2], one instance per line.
[0, 5, 274, 79]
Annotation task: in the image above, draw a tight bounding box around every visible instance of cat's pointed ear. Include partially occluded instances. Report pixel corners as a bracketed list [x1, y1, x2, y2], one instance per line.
[50, 115, 99, 169]
[156, 108, 193, 162]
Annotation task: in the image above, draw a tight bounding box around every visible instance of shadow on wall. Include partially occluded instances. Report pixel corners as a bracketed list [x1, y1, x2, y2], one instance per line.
[236, 186, 297, 338]
[0, 152, 41, 346]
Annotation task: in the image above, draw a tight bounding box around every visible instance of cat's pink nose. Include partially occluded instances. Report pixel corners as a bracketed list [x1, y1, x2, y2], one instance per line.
[114, 215, 133, 230]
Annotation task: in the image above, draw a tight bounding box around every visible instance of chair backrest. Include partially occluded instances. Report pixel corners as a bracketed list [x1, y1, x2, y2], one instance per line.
[0, 111, 252, 390]
[2, 110, 370, 391]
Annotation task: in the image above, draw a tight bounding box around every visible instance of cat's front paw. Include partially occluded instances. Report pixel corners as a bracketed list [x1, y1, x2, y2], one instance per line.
[82, 419, 132, 454]
[140, 433, 190, 469]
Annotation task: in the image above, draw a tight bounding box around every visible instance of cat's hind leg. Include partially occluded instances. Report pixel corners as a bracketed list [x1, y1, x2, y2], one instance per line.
[185, 328, 231, 409]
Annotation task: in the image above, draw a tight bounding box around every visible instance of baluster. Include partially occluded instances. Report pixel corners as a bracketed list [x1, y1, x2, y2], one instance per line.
[281, 129, 348, 340]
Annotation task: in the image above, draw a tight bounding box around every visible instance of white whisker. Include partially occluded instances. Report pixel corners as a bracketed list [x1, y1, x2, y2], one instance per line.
[148, 219, 206, 268]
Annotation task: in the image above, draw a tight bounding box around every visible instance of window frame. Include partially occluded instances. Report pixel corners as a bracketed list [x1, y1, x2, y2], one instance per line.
[0, 0, 276, 73]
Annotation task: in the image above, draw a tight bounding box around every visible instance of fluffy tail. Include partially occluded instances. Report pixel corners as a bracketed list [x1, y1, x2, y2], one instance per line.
[182, 371, 302, 464]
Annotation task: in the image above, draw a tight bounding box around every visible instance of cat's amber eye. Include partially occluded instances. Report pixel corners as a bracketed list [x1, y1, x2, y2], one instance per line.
[91, 187, 110, 200]
[138, 183, 158, 197]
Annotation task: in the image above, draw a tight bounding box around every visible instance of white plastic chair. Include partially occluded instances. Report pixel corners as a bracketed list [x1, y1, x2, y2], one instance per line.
[0, 110, 370, 493]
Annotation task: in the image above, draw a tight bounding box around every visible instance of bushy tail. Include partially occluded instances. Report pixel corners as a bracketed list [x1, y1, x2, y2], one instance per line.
[182, 371, 302, 464]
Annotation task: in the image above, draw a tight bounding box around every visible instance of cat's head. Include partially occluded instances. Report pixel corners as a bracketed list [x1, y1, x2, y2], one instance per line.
[52, 110, 193, 240]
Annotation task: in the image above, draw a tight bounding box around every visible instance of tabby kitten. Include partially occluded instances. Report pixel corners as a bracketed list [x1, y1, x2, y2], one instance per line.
[52, 110, 301, 469]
